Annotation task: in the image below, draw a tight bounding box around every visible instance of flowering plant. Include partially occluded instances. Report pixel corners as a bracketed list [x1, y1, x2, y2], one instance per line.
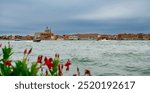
[0, 43, 91, 76]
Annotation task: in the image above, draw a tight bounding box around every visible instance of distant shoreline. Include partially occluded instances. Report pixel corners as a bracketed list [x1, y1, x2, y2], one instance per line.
[0, 40, 150, 41]
[0, 33, 150, 41]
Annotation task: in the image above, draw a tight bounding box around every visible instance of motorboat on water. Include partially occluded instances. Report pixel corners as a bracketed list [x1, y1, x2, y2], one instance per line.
[33, 33, 41, 42]
[33, 39, 41, 42]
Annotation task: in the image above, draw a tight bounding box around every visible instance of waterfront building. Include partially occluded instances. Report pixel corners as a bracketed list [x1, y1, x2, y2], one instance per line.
[116, 33, 150, 40]
[63, 34, 98, 40]
[34, 27, 54, 40]
[8, 35, 15, 40]
[142, 34, 150, 40]
[77, 34, 98, 40]
[97, 34, 109, 40]
[68, 35, 79, 40]
[56, 35, 64, 40]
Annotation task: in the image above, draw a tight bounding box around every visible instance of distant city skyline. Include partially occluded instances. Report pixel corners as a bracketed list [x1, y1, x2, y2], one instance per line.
[1, 0, 150, 35]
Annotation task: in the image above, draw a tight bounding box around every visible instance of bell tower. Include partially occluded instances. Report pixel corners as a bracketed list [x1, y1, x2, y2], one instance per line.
[45, 26, 51, 33]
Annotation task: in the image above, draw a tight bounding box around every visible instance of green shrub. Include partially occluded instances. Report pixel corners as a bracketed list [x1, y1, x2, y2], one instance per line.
[0, 43, 91, 76]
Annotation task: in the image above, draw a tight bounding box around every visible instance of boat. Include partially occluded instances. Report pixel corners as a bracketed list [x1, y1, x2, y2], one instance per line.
[33, 33, 41, 42]
[33, 39, 41, 42]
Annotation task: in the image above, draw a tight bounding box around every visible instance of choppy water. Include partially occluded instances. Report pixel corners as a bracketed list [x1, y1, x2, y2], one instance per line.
[0, 40, 150, 76]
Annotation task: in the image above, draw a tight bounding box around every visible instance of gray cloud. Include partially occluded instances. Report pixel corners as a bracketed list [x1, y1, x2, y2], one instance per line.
[0, 0, 150, 35]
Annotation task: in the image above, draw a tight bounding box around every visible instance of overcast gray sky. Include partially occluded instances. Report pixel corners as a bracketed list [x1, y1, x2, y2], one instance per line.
[0, 0, 150, 35]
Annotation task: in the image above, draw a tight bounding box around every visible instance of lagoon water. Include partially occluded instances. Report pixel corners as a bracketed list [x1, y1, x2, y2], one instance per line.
[0, 40, 150, 76]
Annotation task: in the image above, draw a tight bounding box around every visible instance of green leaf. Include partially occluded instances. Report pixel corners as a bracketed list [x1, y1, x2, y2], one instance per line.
[29, 63, 39, 76]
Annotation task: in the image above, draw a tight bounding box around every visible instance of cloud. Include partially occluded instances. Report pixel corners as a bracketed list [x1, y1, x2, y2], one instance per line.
[0, 0, 150, 35]
[75, 0, 150, 20]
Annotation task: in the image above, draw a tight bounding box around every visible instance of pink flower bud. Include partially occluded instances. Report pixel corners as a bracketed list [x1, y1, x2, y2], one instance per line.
[77, 67, 80, 76]
[58, 64, 63, 76]
[58, 54, 59, 58]
[37, 55, 43, 63]
[73, 74, 77, 76]
[24, 49, 27, 55]
[84, 69, 91, 76]
[0, 43, 2, 47]
[61, 64, 63, 69]
[55, 53, 58, 58]
[46, 70, 48, 76]
[28, 48, 32, 55]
